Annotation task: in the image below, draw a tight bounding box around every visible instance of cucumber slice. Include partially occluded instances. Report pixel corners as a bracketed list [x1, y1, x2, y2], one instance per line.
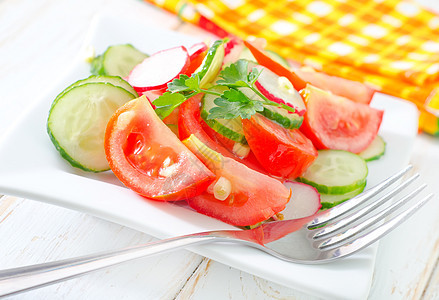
[298, 150, 368, 194]
[54, 75, 138, 102]
[239, 87, 303, 129]
[359, 135, 386, 162]
[201, 87, 247, 144]
[319, 182, 366, 209]
[91, 44, 148, 78]
[47, 83, 137, 172]
[196, 40, 225, 88]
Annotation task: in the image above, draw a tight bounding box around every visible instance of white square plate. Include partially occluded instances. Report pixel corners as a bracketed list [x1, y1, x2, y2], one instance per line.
[0, 13, 419, 300]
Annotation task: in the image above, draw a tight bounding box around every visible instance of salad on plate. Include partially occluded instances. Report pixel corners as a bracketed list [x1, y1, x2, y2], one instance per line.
[46, 37, 385, 227]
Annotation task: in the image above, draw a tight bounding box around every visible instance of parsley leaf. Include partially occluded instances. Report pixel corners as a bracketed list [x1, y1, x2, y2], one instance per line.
[153, 92, 187, 119]
[207, 88, 264, 120]
[217, 59, 251, 87]
[167, 75, 191, 93]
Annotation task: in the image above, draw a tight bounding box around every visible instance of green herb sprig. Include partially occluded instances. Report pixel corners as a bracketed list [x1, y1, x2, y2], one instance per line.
[152, 59, 295, 120]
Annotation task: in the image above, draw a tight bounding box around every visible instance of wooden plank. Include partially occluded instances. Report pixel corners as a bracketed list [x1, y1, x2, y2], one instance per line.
[0, 196, 204, 299]
[422, 257, 439, 299]
[368, 134, 439, 300]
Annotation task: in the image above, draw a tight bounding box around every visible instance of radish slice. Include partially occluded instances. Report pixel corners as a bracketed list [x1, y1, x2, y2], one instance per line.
[281, 181, 321, 219]
[127, 46, 190, 93]
[187, 42, 208, 75]
[255, 66, 306, 116]
[188, 42, 208, 58]
[223, 38, 244, 66]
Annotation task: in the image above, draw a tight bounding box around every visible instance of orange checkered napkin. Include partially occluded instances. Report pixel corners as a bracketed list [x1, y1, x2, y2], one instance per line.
[145, 0, 439, 135]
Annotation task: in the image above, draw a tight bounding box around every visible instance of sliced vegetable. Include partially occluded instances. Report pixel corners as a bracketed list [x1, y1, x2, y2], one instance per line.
[200, 119, 250, 159]
[54, 75, 138, 101]
[127, 46, 190, 93]
[182, 134, 291, 226]
[294, 67, 375, 104]
[244, 40, 307, 90]
[298, 149, 368, 194]
[265, 49, 291, 69]
[255, 66, 306, 116]
[186, 42, 208, 75]
[319, 182, 367, 209]
[47, 82, 137, 172]
[242, 114, 318, 179]
[300, 85, 384, 153]
[179, 94, 265, 171]
[105, 96, 215, 201]
[195, 40, 225, 88]
[91, 44, 148, 78]
[201, 87, 247, 144]
[358, 135, 386, 162]
[178, 94, 233, 158]
[281, 181, 321, 219]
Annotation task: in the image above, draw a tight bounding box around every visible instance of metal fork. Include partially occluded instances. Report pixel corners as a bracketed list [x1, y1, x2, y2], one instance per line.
[0, 165, 433, 297]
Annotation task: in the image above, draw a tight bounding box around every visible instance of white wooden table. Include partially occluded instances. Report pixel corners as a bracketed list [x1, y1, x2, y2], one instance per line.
[0, 0, 438, 299]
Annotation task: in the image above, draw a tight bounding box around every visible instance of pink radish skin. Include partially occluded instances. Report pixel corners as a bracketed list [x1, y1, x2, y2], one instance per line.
[188, 42, 208, 59]
[128, 46, 190, 93]
[223, 38, 244, 66]
[281, 181, 321, 220]
[254, 66, 306, 116]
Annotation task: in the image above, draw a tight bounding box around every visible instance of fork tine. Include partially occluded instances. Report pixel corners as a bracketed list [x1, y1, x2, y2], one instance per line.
[308, 165, 412, 228]
[317, 193, 434, 260]
[312, 173, 420, 239]
[316, 184, 428, 249]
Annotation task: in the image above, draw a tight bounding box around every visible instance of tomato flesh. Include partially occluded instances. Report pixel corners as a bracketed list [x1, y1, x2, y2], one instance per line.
[178, 94, 233, 157]
[293, 68, 375, 104]
[300, 85, 384, 153]
[244, 40, 307, 90]
[242, 114, 318, 179]
[179, 94, 268, 173]
[183, 135, 291, 226]
[105, 96, 215, 201]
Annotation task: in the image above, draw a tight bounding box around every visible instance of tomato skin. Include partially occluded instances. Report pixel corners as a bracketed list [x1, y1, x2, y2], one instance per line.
[183, 136, 291, 226]
[105, 96, 215, 201]
[293, 68, 375, 104]
[242, 114, 318, 179]
[179, 95, 268, 174]
[300, 85, 384, 153]
[244, 40, 307, 90]
[178, 94, 233, 157]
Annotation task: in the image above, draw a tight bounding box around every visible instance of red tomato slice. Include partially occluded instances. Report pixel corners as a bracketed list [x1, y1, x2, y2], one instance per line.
[183, 135, 291, 226]
[178, 95, 268, 174]
[244, 40, 307, 90]
[300, 85, 384, 153]
[293, 68, 375, 104]
[242, 114, 318, 179]
[178, 94, 233, 157]
[105, 96, 215, 201]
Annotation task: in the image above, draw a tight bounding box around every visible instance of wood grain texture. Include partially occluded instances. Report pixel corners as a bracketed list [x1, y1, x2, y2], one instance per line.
[0, 0, 438, 299]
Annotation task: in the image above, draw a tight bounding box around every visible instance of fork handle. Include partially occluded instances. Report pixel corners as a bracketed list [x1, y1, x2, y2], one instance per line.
[0, 233, 218, 297]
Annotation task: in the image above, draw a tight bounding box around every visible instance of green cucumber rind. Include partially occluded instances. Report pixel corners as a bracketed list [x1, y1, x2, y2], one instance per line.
[197, 40, 225, 87]
[297, 150, 368, 194]
[47, 82, 136, 172]
[319, 182, 367, 210]
[359, 135, 386, 162]
[91, 44, 148, 78]
[52, 75, 138, 105]
[200, 106, 247, 144]
[259, 106, 304, 129]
